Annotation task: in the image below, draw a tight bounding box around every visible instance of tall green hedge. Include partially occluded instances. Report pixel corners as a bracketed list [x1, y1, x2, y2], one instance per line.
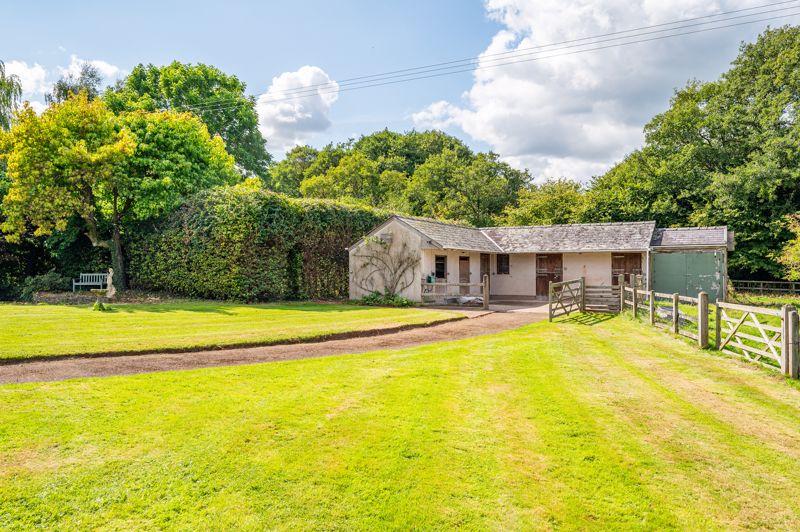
[128, 184, 388, 301]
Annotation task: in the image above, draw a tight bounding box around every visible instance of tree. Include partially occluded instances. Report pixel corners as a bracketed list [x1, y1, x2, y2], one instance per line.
[268, 145, 319, 196]
[106, 61, 271, 178]
[504, 179, 585, 226]
[300, 152, 383, 205]
[407, 150, 528, 226]
[588, 26, 800, 278]
[45, 62, 103, 104]
[779, 214, 800, 280]
[0, 60, 22, 130]
[0, 93, 238, 289]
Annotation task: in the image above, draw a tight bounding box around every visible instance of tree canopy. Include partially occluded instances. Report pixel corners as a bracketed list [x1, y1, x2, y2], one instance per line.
[0, 93, 238, 288]
[273, 129, 530, 225]
[105, 61, 271, 178]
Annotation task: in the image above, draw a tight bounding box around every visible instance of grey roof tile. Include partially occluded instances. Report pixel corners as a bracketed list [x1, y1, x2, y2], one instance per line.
[481, 221, 656, 253]
[396, 216, 502, 252]
[650, 226, 729, 248]
[389, 216, 729, 253]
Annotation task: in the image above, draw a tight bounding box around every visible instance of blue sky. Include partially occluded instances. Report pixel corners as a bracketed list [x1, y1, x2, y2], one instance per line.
[3, 0, 796, 179]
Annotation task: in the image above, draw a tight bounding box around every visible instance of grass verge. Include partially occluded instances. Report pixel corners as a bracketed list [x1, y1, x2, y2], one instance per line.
[0, 302, 461, 361]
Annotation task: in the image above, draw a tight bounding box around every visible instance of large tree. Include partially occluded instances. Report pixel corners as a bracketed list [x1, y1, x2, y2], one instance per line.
[503, 179, 585, 226]
[106, 61, 271, 178]
[0, 60, 22, 131]
[0, 93, 238, 289]
[46, 62, 103, 104]
[587, 26, 800, 278]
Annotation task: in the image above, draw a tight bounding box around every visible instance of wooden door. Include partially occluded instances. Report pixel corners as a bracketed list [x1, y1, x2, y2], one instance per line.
[612, 253, 643, 285]
[459, 256, 470, 295]
[480, 253, 490, 291]
[536, 254, 563, 296]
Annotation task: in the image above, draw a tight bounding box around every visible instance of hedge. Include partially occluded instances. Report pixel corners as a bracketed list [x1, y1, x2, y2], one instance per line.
[128, 184, 388, 301]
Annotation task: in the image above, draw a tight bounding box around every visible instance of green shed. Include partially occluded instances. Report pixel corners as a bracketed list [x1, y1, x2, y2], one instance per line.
[649, 227, 733, 302]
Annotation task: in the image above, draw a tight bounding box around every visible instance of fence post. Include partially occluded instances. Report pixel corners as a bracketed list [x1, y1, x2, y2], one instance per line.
[580, 276, 586, 312]
[548, 281, 554, 322]
[698, 291, 708, 349]
[715, 303, 721, 350]
[618, 274, 625, 313]
[632, 283, 638, 318]
[672, 293, 679, 334]
[482, 274, 489, 310]
[648, 290, 655, 326]
[781, 305, 793, 375]
[789, 310, 799, 379]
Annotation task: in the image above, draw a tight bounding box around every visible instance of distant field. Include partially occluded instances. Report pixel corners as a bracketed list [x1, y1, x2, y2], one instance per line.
[2, 317, 800, 529]
[730, 291, 800, 309]
[0, 302, 461, 360]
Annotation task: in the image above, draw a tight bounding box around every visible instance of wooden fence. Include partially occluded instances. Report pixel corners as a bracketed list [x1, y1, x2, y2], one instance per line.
[617, 274, 800, 378]
[732, 279, 800, 295]
[421, 274, 489, 309]
[548, 278, 584, 321]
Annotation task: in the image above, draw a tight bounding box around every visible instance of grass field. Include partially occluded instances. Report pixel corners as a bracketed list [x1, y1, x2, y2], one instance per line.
[2, 315, 800, 529]
[0, 302, 460, 360]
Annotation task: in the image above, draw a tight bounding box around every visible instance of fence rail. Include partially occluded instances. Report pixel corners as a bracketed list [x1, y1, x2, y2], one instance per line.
[421, 275, 489, 309]
[732, 280, 800, 295]
[548, 278, 584, 321]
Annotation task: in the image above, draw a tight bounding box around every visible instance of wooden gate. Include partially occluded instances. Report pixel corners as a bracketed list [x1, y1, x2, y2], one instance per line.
[716, 301, 788, 370]
[548, 278, 584, 321]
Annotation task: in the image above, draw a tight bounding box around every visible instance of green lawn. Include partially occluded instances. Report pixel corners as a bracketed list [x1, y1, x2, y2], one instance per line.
[2, 316, 800, 529]
[0, 302, 460, 360]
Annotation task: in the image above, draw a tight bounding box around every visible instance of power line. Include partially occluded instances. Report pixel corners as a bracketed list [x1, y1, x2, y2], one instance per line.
[180, 0, 800, 111]
[250, 0, 800, 97]
[175, 7, 800, 113]
[250, 3, 800, 101]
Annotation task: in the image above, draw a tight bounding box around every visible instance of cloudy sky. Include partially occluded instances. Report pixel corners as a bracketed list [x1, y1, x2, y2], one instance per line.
[3, 0, 797, 180]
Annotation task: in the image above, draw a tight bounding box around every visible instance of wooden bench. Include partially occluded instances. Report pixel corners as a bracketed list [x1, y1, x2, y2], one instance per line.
[73, 273, 109, 292]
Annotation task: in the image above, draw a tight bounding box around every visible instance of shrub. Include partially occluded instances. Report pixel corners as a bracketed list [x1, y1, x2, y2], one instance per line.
[128, 184, 388, 301]
[358, 291, 414, 307]
[20, 270, 71, 301]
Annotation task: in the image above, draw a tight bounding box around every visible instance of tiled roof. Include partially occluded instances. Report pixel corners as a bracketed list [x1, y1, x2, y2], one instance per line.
[397, 216, 502, 252]
[650, 226, 731, 249]
[481, 221, 656, 253]
[387, 216, 730, 253]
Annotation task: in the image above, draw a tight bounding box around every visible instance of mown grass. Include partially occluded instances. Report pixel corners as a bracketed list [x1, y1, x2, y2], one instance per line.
[0, 302, 460, 360]
[2, 316, 800, 529]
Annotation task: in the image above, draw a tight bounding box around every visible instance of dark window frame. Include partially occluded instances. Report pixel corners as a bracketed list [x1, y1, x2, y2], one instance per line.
[434, 255, 447, 279]
[497, 254, 510, 275]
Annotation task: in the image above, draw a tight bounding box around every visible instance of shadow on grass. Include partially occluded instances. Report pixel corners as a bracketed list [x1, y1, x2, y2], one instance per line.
[559, 312, 616, 326]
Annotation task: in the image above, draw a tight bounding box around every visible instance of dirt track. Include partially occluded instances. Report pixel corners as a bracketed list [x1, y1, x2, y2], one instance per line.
[0, 310, 545, 384]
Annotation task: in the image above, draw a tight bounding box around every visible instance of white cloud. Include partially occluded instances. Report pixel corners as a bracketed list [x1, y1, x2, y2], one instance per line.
[413, 0, 761, 181]
[257, 65, 339, 155]
[5, 60, 48, 95]
[59, 54, 123, 80]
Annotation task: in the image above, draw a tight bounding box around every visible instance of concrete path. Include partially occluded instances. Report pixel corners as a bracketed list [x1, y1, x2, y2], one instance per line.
[0, 308, 547, 384]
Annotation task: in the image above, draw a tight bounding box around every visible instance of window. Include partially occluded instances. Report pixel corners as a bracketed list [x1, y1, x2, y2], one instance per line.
[434, 255, 447, 279]
[497, 254, 510, 275]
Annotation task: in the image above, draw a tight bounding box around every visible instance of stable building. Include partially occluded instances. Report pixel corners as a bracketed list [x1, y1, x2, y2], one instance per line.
[348, 215, 733, 304]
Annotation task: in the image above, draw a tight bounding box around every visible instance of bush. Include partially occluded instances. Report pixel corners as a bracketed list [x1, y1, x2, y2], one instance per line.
[20, 271, 71, 301]
[358, 291, 414, 307]
[128, 184, 389, 301]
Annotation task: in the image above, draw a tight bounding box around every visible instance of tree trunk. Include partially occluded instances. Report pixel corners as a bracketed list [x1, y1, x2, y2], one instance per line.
[110, 224, 127, 291]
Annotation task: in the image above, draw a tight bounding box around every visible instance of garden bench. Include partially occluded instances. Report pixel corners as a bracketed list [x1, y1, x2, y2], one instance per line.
[72, 272, 109, 292]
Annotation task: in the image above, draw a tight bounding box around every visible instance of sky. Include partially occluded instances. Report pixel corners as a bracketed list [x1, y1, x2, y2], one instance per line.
[2, 0, 798, 181]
